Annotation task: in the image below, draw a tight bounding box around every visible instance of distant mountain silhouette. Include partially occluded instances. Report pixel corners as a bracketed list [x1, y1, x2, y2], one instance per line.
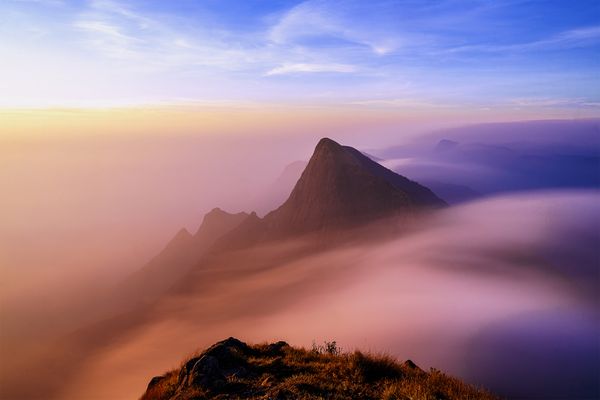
[114, 208, 248, 306]
[420, 180, 481, 204]
[377, 120, 600, 194]
[434, 139, 459, 153]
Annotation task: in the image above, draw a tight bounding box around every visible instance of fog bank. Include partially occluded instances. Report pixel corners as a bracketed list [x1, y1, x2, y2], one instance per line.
[55, 190, 600, 400]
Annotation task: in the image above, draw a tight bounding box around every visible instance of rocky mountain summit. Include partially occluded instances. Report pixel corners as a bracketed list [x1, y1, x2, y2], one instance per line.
[140, 337, 498, 400]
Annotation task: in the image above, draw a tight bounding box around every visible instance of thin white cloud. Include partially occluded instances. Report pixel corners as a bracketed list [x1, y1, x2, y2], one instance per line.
[265, 63, 357, 76]
[269, 0, 400, 55]
[509, 97, 600, 108]
[350, 98, 456, 108]
[553, 26, 600, 42]
[74, 20, 138, 41]
[72, 1, 259, 71]
[89, 0, 153, 28]
[72, 1, 156, 61]
[446, 25, 600, 54]
[73, 18, 144, 59]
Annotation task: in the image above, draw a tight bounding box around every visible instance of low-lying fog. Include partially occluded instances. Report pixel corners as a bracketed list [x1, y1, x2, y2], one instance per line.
[1, 120, 598, 400]
[55, 190, 599, 400]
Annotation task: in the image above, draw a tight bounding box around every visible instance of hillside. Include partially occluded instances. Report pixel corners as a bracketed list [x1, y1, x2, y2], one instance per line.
[140, 338, 498, 400]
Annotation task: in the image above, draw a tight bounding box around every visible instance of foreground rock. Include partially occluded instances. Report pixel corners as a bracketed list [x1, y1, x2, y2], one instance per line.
[140, 337, 498, 400]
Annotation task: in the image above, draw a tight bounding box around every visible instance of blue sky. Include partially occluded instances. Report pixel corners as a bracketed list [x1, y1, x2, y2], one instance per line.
[1, 0, 599, 110]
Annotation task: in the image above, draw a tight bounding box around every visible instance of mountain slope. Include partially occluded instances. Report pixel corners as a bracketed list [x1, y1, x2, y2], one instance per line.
[115, 209, 249, 306]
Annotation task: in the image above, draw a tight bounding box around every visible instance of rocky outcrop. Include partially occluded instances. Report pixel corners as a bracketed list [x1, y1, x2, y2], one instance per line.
[177, 337, 253, 390]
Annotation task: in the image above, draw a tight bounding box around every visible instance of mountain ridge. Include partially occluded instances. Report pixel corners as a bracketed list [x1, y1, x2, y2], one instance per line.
[207, 138, 446, 251]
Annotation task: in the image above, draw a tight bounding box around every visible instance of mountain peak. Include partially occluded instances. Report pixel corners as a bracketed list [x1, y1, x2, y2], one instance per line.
[263, 138, 445, 234]
[206, 207, 226, 217]
[315, 137, 343, 152]
[312, 137, 352, 162]
[434, 139, 459, 153]
[174, 227, 192, 240]
[194, 208, 249, 240]
[162, 228, 193, 253]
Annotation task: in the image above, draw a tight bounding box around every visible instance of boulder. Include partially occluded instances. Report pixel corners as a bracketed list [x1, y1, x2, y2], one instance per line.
[178, 337, 252, 391]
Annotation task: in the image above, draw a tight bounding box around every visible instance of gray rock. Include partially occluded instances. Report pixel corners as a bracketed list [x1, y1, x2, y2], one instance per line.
[176, 337, 253, 392]
[190, 355, 224, 387]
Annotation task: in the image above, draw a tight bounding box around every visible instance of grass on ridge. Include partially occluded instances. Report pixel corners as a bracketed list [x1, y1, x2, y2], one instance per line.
[141, 339, 498, 400]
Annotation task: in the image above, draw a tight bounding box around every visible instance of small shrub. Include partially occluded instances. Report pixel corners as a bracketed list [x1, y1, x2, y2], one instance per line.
[311, 339, 340, 355]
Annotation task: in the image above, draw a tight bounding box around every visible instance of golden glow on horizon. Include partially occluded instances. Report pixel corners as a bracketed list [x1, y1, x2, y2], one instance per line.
[1, 104, 596, 139]
[0, 105, 425, 138]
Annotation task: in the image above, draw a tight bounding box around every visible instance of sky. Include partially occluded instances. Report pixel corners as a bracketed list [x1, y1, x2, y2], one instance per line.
[0, 0, 599, 112]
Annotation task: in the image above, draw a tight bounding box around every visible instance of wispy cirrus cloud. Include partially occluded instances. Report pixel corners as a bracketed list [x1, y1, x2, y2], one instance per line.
[72, 0, 258, 71]
[350, 98, 457, 109]
[73, 19, 143, 59]
[268, 0, 408, 55]
[265, 63, 357, 76]
[73, 0, 160, 61]
[446, 25, 600, 54]
[509, 97, 600, 108]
